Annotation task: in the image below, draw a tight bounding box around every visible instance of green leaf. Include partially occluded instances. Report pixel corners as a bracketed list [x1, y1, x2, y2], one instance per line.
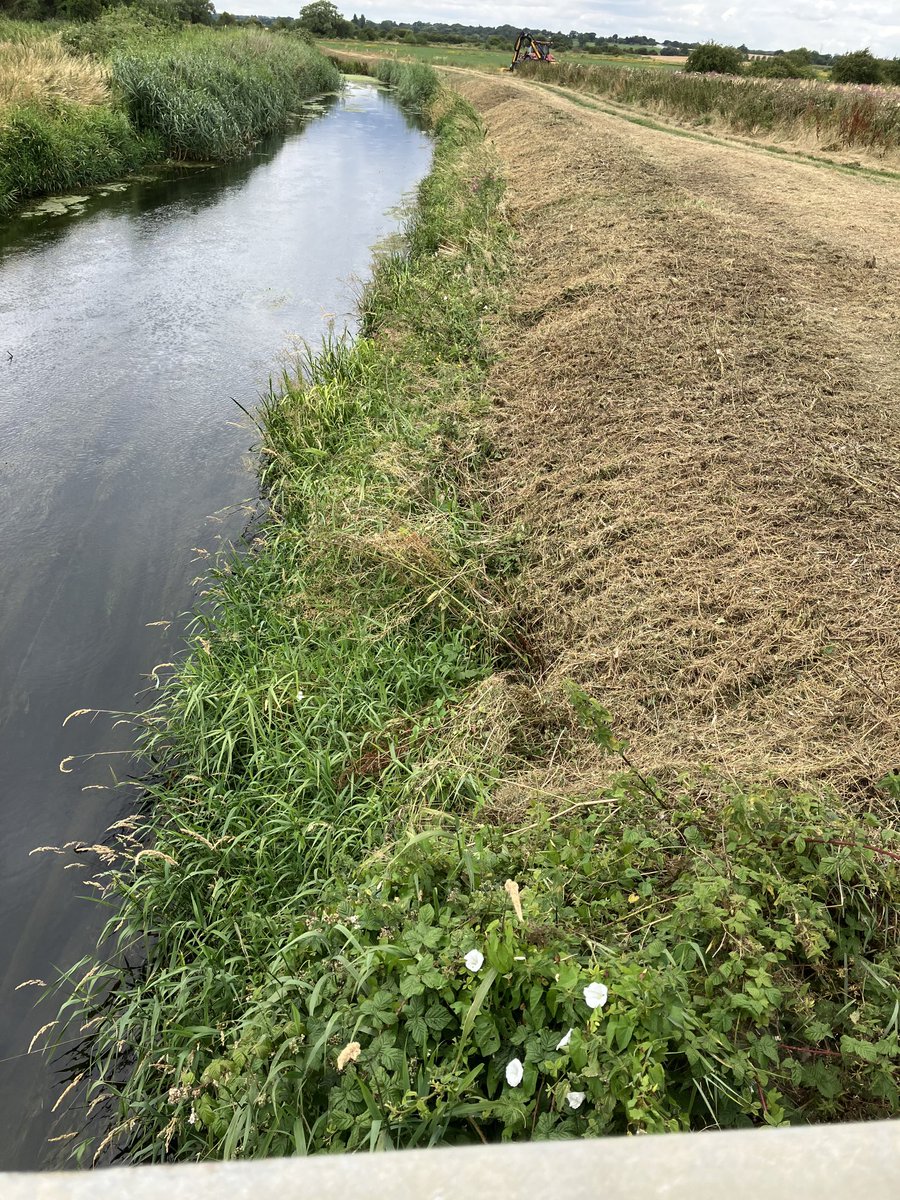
[460, 967, 498, 1044]
[400, 974, 425, 999]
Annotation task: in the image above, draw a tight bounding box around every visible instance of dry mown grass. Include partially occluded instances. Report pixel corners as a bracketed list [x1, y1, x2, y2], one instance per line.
[455, 75, 900, 796]
[0, 37, 109, 113]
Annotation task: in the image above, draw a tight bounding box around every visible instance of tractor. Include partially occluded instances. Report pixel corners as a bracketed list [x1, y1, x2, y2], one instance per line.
[510, 31, 555, 70]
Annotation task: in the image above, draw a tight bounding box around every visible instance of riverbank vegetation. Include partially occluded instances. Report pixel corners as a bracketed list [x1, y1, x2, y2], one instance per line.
[0, 18, 339, 211]
[51, 62, 900, 1162]
[517, 59, 900, 157]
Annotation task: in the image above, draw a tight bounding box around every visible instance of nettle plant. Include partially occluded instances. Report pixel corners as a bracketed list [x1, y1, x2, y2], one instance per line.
[169, 742, 900, 1153]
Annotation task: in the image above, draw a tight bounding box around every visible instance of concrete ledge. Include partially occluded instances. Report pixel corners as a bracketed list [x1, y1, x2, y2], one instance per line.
[4, 1121, 899, 1199]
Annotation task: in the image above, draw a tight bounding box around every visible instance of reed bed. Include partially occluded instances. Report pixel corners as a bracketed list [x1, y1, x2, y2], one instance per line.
[518, 60, 900, 156]
[111, 28, 341, 161]
[0, 24, 340, 210]
[374, 57, 440, 108]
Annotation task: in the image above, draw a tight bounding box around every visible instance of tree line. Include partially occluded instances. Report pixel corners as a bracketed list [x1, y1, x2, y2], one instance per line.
[4, 0, 899, 82]
[686, 42, 900, 84]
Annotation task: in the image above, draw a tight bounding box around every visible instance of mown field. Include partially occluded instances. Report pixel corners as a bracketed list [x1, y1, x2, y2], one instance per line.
[517, 59, 900, 161]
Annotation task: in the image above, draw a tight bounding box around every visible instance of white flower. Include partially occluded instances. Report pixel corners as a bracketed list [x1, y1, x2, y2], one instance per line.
[556, 1028, 574, 1051]
[566, 1091, 586, 1110]
[583, 982, 608, 1010]
[505, 1057, 524, 1087]
[464, 949, 484, 973]
[188, 1109, 197, 1125]
[336, 1041, 362, 1072]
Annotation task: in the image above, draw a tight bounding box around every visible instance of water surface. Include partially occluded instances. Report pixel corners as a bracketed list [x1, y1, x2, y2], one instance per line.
[0, 81, 431, 1169]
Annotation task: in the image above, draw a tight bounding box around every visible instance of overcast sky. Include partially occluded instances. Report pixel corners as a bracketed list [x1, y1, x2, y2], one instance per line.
[226, 1, 900, 56]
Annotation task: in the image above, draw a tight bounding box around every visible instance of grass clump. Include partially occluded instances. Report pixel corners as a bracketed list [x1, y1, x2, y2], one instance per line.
[0, 33, 109, 108]
[0, 28, 153, 211]
[0, 99, 156, 212]
[374, 57, 440, 109]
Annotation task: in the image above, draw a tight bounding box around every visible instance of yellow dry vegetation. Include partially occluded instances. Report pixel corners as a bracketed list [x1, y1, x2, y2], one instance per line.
[453, 72, 900, 798]
[0, 36, 109, 113]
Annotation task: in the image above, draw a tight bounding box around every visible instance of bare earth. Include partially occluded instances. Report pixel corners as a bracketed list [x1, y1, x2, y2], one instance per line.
[452, 72, 900, 795]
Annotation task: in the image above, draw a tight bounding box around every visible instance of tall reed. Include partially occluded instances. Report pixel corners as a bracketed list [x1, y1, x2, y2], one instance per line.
[111, 28, 340, 161]
[0, 23, 340, 210]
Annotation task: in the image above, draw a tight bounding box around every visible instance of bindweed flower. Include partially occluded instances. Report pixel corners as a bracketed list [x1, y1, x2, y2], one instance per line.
[556, 1028, 574, 1051]
[506, 1058, 524, 1087]
[583, 982, 608, 1010]
[566, 1091, 586, 1110]
[464, 949, 484, 973]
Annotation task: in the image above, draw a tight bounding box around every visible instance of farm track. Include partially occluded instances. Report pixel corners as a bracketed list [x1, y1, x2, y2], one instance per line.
[449, 70, 900, 795]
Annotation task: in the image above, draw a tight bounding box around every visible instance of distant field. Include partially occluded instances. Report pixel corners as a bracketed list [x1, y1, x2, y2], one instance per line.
[318, 39, 683, 72]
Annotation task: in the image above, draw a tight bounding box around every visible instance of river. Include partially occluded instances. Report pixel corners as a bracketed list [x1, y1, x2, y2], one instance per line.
[0, 79, 432, 1169]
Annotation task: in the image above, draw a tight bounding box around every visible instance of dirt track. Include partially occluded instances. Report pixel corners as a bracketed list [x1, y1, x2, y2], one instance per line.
[451, 72, 900, 794]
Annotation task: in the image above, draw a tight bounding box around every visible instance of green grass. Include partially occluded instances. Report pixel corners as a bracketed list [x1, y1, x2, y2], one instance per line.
[318, 38, 681, 73]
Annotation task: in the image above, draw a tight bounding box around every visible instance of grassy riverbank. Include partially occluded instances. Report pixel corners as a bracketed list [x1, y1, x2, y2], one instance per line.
[0, 18, 339, 211]
[53, 64, 900, 1161]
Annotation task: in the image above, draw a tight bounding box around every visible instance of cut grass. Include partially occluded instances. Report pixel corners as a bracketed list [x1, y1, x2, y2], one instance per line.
[517, 59, 900, 160]
[537, 82, 900, 184]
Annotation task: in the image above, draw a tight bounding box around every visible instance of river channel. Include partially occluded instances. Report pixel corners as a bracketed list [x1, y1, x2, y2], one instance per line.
[0, 80, 432, 1169]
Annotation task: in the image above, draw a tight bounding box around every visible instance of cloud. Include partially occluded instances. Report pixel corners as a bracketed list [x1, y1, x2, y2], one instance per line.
[228, 0, 900, 55]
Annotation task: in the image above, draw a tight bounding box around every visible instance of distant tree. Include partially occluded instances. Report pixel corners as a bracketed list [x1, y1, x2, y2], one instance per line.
[880, 57, 900, 84]
[298, 0, 351, 37]
[218, 9, 235, 21]
[831, 48, 882, 84]
[684, 42, 743, 74]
